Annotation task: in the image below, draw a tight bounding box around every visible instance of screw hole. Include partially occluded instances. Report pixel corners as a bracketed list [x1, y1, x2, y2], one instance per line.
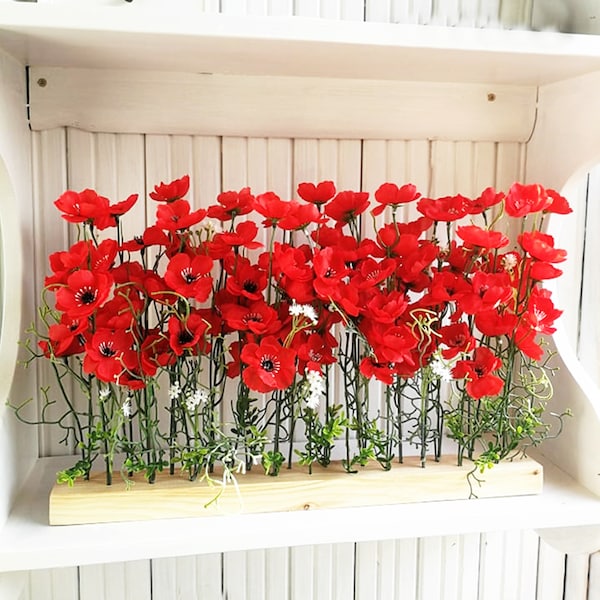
[37, 78, 47, 88]
[487, 93, 496, 102]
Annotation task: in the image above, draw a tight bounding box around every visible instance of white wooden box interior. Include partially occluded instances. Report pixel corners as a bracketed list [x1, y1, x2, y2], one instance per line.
[2, 2, 600, 596]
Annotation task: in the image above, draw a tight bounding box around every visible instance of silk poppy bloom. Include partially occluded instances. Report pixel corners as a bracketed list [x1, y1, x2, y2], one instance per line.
[359, 357, 397, 385]
[505, 183, 552, 217]
[164, 253, 213, 302]
[83, 328, 137, 384]
[54, 188, 111, 229]
[545, 189, 573, 215]
[225, 260, 268, 302]
[207, 187, 255, 221]
[371, 182, 421, 217]
[297, 181, 336, 206]
[39, 316, 88, 358]
[467, 187, 505, 215]
[438, 322, 476, 359]
[518, 231, 567, 263]
[456, 225, 510, 250]
[452, 346, 504, 400]
[55, 269, 113, 318]
[278, 201, 324, 231]
[208, 221, 262, 259]
[167, 311, 210, 356]
[297, 332, 337, 374]
[220, 300, 281, 336]
[149, 174, 190, 202]
[416, 195, 470, 222]
[324, 190, 370, 226]
[155, 199, 207, 232]
[241, 336, 297, 393]
[253, 192, 291, 227]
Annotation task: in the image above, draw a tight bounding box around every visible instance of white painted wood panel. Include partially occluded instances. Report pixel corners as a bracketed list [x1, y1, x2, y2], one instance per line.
[79, 560, 151, 600]
[152, 554, 222, 599]
[27, 567, 79, 600]
[28, 68, 537, 143]
[564, 553, 590, 600]
[589, 551, 600, 599]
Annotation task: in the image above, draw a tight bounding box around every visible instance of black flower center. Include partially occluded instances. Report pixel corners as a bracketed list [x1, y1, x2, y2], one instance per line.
[98, 341, 116, 358]
[260, 354, 280, 373]
[75, 286, 98, 306]
[243, 279, 258, 293]
[181, 267, 199, 284]
[178, 330, 194, 345]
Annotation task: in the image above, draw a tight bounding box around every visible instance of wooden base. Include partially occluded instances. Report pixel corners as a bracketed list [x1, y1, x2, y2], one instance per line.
[49, 456, 543, 526]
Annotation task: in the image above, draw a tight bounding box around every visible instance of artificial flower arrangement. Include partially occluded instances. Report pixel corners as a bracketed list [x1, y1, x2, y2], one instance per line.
[15, 175, 571, 491]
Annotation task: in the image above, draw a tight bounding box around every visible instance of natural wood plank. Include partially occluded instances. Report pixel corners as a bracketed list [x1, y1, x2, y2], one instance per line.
[49, 456, 542, 526]
[29, 68, 536, 143]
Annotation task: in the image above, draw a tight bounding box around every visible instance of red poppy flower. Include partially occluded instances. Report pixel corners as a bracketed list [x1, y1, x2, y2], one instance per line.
[155, 199, 207, 231]
[253, 192, 291, 227]
[456, 225, 509, 250]
[225, 260, 268, 302]
[297, 332, 337, 373]
[416, 195, 470, 222]
[523, 287, 562, 335]
[545, 189, 573, 215]
[39, 316, 88, 358]
[505, 183, 552, 217]
[83, 328, 137, 383]
[475, 308, 518, 337]
[359, 357, 397, 385]
[352, 257, 396, 289]
[313, 247, 350, 299]
[55, 270, 113, 318]
[361, 290, 408, 324]
[164, 253, 213, 302]
[438, 322, 475, 359]
[120, 226, 170, 253]
[426, 270, 472, 305]
[241, 336, 296, 393]
[372, 183, 421, 216]
[458, 271, 513, 315]
[452, 347, 504, 399]
[54, 189, 111, 228]
[278, 201, 324, 231]
[324, 190, 370, 226]
[149, 175, 190, 202]
[208, 221, 262, 259]
[518, 231, 567, 263]
[528, 260, 563, 281]
[221, 300, 281, 335]
[467, 187, 504, 214]
[513, 325, 544, 361]
[207, 187, 254, 221]
[167, 311, 210, 356]
[361, 321, 418, 366]
[297, 181, 336, 206]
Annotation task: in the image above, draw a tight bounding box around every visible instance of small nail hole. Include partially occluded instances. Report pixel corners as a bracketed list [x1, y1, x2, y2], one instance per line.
[487, 93, 496, 102]
[37, 78, 47, 88]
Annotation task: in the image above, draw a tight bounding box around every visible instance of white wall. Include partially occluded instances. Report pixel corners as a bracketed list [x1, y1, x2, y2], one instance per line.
[0, 49, 37, 531]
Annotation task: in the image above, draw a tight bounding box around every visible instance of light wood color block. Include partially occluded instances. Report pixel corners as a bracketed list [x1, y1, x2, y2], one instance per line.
[49, 456, 542, 526]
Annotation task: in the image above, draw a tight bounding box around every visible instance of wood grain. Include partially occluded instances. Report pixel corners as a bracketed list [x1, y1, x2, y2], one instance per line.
[49, 456, 542, 526]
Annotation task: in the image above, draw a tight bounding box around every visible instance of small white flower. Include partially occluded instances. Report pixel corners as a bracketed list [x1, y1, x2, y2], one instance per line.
[289, 301, 303, 317]
[98, 386, 111, 400]
[185, 389, 208, 411]
[168, 381, 182, 400]
[289, 301, 318, 325]
[430, 357, 453, 382]
[501, 252, 518, 272]
[122, 398, 133, 418]
[305, 369, 325, 409]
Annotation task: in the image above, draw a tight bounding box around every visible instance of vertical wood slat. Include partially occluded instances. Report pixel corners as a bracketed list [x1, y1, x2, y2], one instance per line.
[28, 568, 79, 600]
[151, 554, 222, 599]
[31, 129, 69, 456]
[589, 552, 600, 599]
[79, 560, 151, 600]
[564, 554, 590, 600]
[536, 539, 566, 600]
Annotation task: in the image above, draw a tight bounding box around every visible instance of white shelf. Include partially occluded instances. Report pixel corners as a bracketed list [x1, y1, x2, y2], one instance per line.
[1, 454, 599, 573]
[2, 4, 600, 85]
